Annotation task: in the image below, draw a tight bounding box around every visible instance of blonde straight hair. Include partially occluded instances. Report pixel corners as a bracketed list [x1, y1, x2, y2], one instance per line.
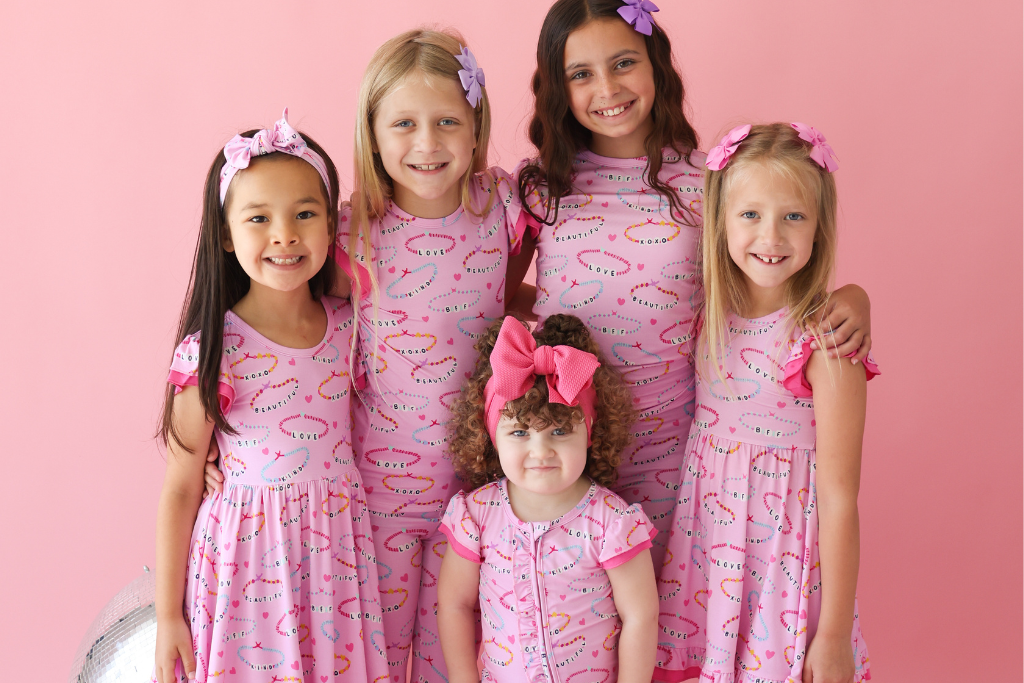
[698, 122, 839, 383]
[348, 28, 496, 307]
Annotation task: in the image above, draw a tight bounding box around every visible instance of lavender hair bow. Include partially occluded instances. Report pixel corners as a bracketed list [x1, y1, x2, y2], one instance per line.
[455, 46, 486, 108]
[791, 122, 839, 172]
[618, 0, 660, 35]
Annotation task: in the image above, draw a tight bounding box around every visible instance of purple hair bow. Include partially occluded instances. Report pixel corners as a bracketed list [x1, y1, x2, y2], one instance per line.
[705, 124, 751, 171]
[455, 46, 486, 108]
[791, 122, 839, 172]
[219, 109, 331, 206]
[618, 0, 660, 35]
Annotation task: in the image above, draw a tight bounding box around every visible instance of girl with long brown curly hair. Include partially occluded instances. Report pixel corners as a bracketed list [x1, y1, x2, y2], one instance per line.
[437, 314, 658, 683]
[506, 0, 875, 573]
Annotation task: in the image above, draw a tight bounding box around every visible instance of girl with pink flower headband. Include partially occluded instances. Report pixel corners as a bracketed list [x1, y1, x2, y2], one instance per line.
[655, 122, 875, 683]
[508, 0, 876, 580]
[152, 111, 389, 683]
[439, 313, 659, 683]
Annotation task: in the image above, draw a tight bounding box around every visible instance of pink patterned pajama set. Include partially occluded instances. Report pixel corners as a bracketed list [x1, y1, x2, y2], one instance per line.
[336, 168, 526, 683]
[440, 480, 656, 683]
[520, 149, 706, 573]
[654, 310, 876, 683]
[164, 297, 390, 683]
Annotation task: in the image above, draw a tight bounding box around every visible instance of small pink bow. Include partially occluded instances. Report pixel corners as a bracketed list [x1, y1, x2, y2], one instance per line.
[791, 122, 839, 172]
[618, 0, 660, 36]
[483, 317, 600, 442]
[455, 46, 486, 108]
[705, 124, 751, 171]
[219, 108, 332, 206]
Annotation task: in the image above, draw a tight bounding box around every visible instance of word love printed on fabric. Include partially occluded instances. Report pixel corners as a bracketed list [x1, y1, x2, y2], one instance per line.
[441, 480, 657, 683]
[520, 149, 706, 572]
[165, 296, 390, 683]
[336, 167, 526, 681]
[654, 309, 876, 683]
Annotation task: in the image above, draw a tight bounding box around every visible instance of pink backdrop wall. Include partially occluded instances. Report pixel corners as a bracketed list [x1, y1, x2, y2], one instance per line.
[1, 1, 1020, 680]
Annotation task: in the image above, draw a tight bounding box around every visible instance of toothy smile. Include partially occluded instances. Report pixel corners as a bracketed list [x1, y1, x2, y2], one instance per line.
[594, 101, 635, 117]
[267, 256, 302, 265]
[753, 254, 787, 264]
[409, 163, 448, 171]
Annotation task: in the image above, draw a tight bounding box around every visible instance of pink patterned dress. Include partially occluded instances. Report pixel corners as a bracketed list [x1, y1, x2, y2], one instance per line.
[335, 167, 526, 683]
[519, 149, 706, 573]
[164, 297, 389, 683]
[440, 479, 656, 683]
[654, 309, 876, 683]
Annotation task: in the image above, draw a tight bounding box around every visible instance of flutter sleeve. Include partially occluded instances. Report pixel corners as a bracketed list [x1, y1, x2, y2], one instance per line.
[167, 332, 235, 414]
[598, 495, 657, 569]
[782, 332, 881, 398]
[439, 491, 482, 564]
[333, 203, 373, 301]
[512, 158, 547, 240]
[487, 166, 528, 256]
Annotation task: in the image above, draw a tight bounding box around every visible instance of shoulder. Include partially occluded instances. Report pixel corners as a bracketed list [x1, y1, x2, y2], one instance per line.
[658, 147, 706, 181]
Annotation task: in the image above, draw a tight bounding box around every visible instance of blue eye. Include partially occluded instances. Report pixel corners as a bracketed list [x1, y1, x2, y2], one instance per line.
[439, 118, 458, 126]
[511, 429, 528, 437]
[741, 211, 758, 219]
[394, 120, 413, 128]
[785, 212, 804, 221]
[552, 427, 567, 436]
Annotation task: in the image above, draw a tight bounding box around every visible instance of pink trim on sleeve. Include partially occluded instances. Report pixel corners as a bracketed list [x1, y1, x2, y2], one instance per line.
[438, 524, 482, 564]
[508, 210, 529, 257]
[333, 248, 372, 301]
[167, 370, 235, 414]
[653, 665, 705, 682]
[600, 537, 653, 569]
[783, 337, 881, 397]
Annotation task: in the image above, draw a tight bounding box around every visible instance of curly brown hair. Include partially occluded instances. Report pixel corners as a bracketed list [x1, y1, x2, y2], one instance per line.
[447, 314, 638, 489]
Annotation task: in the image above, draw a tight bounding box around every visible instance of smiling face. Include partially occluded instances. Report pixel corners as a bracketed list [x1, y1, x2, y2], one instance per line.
[372, 68, 477, 218]
[494, 414, 589, 501]
[563, 17, 656, 158]
[222, 155, 332, 295]
[724, 162, 818, 317]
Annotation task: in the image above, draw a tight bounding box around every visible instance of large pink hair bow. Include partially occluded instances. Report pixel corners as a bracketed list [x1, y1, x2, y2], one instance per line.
[791, 122, 839, 172]
[618, 0, 660, 35]
[483, 317, 600, 444]
[705, 124, 751, 171]
[219, 108, 332, 206]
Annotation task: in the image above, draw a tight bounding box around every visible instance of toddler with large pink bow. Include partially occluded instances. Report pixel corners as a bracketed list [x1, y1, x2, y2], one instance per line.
[438, 314, 658, 683]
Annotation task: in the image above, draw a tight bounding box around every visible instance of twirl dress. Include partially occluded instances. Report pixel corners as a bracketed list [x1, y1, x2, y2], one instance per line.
[654, 309, 876, 683]
[165, 296, 390, 683]
[440, 479, 657, 683]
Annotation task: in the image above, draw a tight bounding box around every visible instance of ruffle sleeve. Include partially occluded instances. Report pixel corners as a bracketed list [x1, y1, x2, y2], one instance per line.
[167, 332, 235, 414]
[333, 203, 373, 301]
[485, 166, 529, 256]
[598, 496, 657, 569]
[439, 491, 482, 564]
[782, 333, 881, 398]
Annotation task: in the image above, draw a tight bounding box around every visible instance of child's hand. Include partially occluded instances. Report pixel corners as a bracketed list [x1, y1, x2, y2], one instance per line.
[810, 284, 871, 363]
[155, 616, 196, 682]
[802, 633, 855, 683]
[202, 440, 224, 498]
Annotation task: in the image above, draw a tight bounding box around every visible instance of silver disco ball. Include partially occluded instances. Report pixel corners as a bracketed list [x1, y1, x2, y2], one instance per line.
[69, 567, 158, 683]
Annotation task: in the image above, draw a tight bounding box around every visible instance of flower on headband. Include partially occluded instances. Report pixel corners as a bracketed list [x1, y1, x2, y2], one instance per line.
[705, 124, 751, 171]
[791, 122, 839, 172]
[455, 46, 486, 108]
[618, 0, 660, 36]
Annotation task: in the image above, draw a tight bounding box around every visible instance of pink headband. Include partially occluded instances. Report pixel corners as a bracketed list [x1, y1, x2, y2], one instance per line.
[705, 122, 840, 172]
[483, 317, 600, 445]
[219, 108, 332, 206]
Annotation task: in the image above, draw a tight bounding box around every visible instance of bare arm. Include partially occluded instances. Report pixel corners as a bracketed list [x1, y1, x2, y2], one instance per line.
[438, 549, 482, 683]
[802, 351, 866, 683]
[504, 231, 537, 320]
[327, 259, 352, 298]
[812, 284, 871, 363]
[605, 549, 658, 683]
[154, 386, 215, 683]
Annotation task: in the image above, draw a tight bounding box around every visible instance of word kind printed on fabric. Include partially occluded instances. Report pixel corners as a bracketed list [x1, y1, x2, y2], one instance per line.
[164, 297, 390, 683]
[335, 167, 525, 682]
[521, 149, 706, 573]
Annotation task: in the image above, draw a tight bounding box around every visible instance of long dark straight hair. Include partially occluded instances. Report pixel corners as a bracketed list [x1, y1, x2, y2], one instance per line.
[518, 0, 700, 227]
[159, 132, 339, 452]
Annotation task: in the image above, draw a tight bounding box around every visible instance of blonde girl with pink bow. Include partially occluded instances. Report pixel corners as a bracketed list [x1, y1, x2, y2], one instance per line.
[507, 0, 875, 575]
[153, 111, 389, 683]
[654, 123, 875, 683]
[438, 314, 659, 683]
